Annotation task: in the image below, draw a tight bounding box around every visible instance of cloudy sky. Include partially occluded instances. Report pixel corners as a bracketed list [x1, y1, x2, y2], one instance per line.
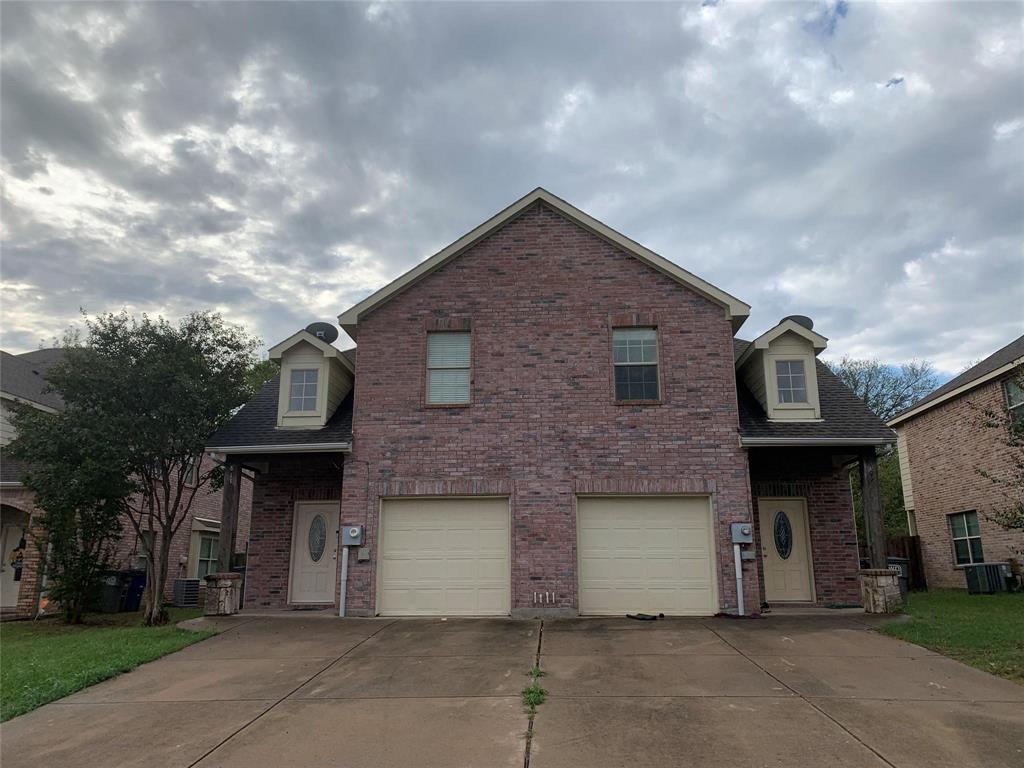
[1, 1, 1021, 374]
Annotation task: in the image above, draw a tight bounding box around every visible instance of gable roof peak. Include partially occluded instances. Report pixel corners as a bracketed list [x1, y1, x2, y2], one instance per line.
[337, 187, 751, 336]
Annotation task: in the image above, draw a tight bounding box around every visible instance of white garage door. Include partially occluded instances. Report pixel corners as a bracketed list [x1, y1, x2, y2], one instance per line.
[577, 496, 717, 616]
[378, 497, 510, 616]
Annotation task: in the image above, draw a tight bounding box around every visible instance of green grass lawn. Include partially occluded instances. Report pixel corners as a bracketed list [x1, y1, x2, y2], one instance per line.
[0, 608, 214, 721]
[880, 590, 1024, 684]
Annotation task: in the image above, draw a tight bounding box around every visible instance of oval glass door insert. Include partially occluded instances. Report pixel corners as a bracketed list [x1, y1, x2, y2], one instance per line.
[773, 511, 793, 560]
[308, 514, 327, 562]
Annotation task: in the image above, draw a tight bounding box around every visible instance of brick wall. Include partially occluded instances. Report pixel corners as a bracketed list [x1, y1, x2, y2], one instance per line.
[749, 448, 862, 606]
[902, 374, 1024, 589]
[0, 487, 46, 616]
[246, 453, 343, 609]
[340, 202, 757, 616]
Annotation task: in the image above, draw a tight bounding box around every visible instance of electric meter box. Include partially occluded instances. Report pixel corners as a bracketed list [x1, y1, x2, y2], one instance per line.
[730, 523, 754, 544]
[342, 525, 364, 546]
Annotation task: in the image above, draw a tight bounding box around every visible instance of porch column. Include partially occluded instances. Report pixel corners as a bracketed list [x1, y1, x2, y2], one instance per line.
[859, 449, 886, 569]
[216, 459, 241, 574]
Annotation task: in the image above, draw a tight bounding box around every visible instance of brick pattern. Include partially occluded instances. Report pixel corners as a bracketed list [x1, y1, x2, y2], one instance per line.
[245, 453, 343, 609]
[0, 487, 47, 616]
[339, 203, 757, 615]
[0, 453, 253, 615]
[749, 448, 862, 606]
[902, 374, 1024, 589]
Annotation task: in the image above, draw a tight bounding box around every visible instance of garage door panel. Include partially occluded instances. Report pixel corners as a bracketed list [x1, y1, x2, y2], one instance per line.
[578, 496, 716, 616]
[379, 498, 510, 616]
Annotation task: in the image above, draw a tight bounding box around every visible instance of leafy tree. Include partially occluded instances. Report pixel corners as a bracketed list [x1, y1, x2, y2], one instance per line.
[971, 371, 1024, 532]
[10, 403, 130, 623]
[849, 451, 910, 541]
[246, 358, 278, 394]
[21, 311, 260, 626]
[827, 356, 938, 422]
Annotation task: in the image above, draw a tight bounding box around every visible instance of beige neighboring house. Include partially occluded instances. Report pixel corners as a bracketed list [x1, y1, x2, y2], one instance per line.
[888, 334, 1024, 590]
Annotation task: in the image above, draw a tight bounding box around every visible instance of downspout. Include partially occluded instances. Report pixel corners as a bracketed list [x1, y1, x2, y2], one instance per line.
[338, 453, 347, 618]
[733, 543, 745, 617]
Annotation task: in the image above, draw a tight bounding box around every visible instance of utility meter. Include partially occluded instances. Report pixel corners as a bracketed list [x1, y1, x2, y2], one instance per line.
[730, 523, 754, 544]
[342, 525, 364, 546]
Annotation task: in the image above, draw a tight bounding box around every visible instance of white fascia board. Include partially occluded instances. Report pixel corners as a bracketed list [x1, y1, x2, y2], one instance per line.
[887, 357, 1024, 426]
[338, 187, 751, 336]
[268, 330, 342, 361]
[740, 436, 895, 447]
[204, 442, 352, 455]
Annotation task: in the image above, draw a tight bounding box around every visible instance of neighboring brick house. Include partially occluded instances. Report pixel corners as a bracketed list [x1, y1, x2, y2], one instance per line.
[889, 335, 1024, 589]
[208, 188, 894, 618]
[0, 348, 252, 616]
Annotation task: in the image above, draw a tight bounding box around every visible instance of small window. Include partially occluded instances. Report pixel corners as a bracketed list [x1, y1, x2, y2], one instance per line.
[197, 533, 220, 580]
[427, 332, 471, 404]
[183, 456, 199, 487]
[288, 368, 319, 412]
[613, 328, 659, 402]
[949, 511, 984, 565]
[776, 360, 808, 403]
[1005, 380, 1024, 430]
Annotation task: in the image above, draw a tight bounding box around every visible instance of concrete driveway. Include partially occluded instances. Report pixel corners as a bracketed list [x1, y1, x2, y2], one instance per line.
[3, 613, 1022, 768]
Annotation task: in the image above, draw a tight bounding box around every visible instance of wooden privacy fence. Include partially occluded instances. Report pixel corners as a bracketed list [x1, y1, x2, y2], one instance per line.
[858, 535, 928, 591]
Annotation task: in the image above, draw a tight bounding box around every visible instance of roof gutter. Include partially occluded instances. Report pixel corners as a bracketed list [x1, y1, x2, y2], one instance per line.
[887, 356, 1023, 426]
[740, 436, 895, 447]
[205, 442, 352, 455]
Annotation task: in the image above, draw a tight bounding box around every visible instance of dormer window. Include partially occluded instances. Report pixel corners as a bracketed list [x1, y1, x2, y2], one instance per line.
[288, 369, 319, 412]
[775, 360, 808, 403]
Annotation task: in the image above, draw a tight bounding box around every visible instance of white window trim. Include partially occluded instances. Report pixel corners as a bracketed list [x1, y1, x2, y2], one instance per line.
[426, 331, 472, 406]
[1005, 380, 1024, 425]
[764, 349, 821, 420]
[286, 368, 321, 414]
[612, 327, 661, 403]
[948, 511, 984, 567]
[277, 359, 329, 427]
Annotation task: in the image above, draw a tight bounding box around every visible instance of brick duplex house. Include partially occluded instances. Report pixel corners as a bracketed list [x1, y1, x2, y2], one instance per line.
[208, 189, 894, 618]
[888, 334, 1024, 589]
[0, 348, 252, 616]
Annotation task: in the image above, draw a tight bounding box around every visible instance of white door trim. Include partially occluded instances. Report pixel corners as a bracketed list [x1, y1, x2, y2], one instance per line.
[758, 496, 816, 603]
[287, 500, 340, 604]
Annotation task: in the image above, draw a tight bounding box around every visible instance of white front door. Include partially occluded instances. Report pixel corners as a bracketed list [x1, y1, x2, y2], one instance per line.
[1, 522, 27, 608]
[759, 497, 814, 602]
[289, 502, 339, 604]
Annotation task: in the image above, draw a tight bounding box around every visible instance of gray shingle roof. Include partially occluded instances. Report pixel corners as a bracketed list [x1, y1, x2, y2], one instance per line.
[890, 333, 1024, 422]
[1, 350, 64, 409]
[733, 339, 895, 443]
[206, 375, 353, 450]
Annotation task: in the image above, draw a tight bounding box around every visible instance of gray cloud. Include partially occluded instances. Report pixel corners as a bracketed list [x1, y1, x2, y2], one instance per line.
[1, 1, 1021, 375]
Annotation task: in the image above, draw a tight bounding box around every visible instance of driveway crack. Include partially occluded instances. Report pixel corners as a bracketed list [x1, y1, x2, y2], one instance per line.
[185, 619, 398, 767]
[702, 621, 899, 768]
[523, 619, 544, 768]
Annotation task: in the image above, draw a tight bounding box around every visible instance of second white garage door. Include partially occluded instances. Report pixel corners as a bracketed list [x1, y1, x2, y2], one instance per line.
[378, 497, 510, 616]
[577, 496, 717, 615]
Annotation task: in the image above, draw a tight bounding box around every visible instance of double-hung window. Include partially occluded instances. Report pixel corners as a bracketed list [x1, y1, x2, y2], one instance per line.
[197, 534, 220, 580]
[775, 360, 808, 403]
[949, 511, 984, 566]
[288, 368, 319, 412]
[613, 328, 659, 402]
[427, 332, 471, 404]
